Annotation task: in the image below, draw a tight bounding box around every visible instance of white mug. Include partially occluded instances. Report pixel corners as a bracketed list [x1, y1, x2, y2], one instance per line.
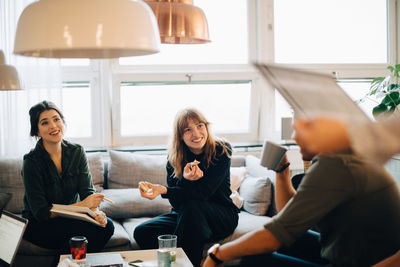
[260, 141, 287, 170]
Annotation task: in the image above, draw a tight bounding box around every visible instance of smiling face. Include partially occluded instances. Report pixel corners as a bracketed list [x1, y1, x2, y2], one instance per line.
[37, 109, 64, 145]
[182, 118, 208, 155]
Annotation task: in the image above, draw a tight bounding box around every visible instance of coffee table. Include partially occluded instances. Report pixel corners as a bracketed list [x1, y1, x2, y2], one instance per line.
[59, 248, 193, 267]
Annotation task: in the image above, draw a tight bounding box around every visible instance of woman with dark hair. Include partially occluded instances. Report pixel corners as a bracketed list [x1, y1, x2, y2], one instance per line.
[21, 100, 114, 253]
[134, 108, 239, 267]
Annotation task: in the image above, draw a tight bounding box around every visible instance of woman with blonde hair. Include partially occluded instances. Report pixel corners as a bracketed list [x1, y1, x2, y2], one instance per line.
[134, 108, 239, 267]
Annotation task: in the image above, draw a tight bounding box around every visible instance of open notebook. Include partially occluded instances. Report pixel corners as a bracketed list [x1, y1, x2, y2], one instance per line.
[0, 211, 28, 267]
[254, 63, 371, 123]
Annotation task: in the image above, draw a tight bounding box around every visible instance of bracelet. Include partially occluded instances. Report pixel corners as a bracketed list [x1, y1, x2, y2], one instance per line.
[275, 162, 290, 173]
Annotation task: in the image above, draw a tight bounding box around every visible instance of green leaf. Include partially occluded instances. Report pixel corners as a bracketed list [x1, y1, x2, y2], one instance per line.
[382, 91, 399, 105]
[368, 76, 387, 96]
[388, 83, 399, 91]
[373, 103, 389, 118]
[391, 64, 400, 78]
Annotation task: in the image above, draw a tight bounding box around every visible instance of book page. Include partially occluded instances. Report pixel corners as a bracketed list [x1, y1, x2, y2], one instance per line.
[51, 205, 102, 227]
[52, 204, 97, 218]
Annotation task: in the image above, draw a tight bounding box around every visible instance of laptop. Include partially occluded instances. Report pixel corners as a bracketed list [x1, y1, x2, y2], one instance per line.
[0, 210, 28, 267]
[254, 63, 371, 123]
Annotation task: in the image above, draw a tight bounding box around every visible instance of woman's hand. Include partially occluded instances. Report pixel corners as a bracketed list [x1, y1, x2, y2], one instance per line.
[183, 163, 204, 181]
[139, 181, 167, 200]
[79, 193, 104, 209]
[93, 210, 107, 227]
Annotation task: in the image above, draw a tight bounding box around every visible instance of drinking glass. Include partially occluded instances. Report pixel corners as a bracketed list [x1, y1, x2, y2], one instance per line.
[69, 236, 88, 261]
[158, 234, 177, 263]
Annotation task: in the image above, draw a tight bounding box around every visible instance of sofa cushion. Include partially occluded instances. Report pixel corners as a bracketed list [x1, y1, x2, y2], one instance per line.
[230, 167, 247, 192]
[230, 167, 247, 209]
[239, 175, 272, 216]
[219, 211, 272, 243]
[100, 188, 171, 219]
[0, 157, 24, 213]
[103, 219, 131, 249]
[87, 152, 104, 192]
[231, 155, 246, 167]
[122, 217, 156, 250]
[245, 155, 276, 183]
[108, 151, 167, 189]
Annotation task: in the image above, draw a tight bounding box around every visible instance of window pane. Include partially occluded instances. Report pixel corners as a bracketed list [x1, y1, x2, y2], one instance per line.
[274, 0, 387, 63]
[275, 80, 376, 134]
[62, 82, 92, 138]
[338, 80, 375, 119]
[275, 90, 293, 133]
[120, 82, 251, 136]
[119, 0, 248, 65]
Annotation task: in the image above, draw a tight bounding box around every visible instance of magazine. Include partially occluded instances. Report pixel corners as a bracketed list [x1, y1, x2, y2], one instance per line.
[254, 63, 371, 123]
[50, 204, 103, 227]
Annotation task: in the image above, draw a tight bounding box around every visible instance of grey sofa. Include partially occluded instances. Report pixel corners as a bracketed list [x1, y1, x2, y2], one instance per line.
[0, 150, 277, 267]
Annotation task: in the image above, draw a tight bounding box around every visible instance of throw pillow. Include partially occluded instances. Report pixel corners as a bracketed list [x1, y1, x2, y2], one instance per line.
[108, 151, 168, 189]
[99, 188, 171, 219]
[229, 167, 247, 209]
[230, 167, 247, 192]
[0, 192, 12, 211]
[87, 152, 104, 192]
[239, 175, 272, 216]
[245, 155, 276, 183]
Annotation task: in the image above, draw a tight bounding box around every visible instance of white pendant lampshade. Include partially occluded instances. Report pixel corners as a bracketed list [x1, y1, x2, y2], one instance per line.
[0, 50, 22, 90]
[14, 0, 161, 58]
[144, 0, 210, 44]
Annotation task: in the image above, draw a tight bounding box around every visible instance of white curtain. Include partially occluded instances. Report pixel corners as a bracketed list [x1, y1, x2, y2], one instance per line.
[0, 0, 62, 157]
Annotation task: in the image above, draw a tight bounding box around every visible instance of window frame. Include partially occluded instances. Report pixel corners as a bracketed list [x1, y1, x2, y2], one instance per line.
[57, 0, 399, 149]
[110, 68, 262, 146]
[60, 63, 106, 148]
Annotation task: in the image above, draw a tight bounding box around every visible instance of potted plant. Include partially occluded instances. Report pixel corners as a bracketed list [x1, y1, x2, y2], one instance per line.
[359, 64, 400, 119]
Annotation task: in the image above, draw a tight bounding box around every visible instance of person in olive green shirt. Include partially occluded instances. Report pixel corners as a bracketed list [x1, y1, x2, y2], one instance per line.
[21, 100, 114, 252]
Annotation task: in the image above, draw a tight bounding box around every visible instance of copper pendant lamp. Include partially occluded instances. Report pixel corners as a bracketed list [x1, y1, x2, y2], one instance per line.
[144, 0, 210, 44]
[0, 50, 22, 90]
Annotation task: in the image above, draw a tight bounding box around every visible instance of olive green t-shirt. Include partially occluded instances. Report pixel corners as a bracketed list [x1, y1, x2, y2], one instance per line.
[21, 139, 95, 222]
[265, 153, 400, 266]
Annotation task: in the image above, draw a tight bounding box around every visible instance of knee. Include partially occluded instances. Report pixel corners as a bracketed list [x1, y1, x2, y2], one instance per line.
[104, 218, 115, 239]
[134, 224, 152, 248]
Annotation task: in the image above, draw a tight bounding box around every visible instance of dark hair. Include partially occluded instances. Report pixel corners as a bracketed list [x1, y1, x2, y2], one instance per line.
[29, 100, 65, 137]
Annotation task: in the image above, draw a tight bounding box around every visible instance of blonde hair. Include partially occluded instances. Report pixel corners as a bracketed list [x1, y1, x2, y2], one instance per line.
[168, 108, 230, 178]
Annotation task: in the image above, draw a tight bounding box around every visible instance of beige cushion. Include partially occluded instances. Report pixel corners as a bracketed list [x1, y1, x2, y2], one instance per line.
[230, 166, 247, 192]
[108, 151, 167, 189]
[87, 152, 104, 192]
[239, 175, 272, 216]
[99, 188, 171, 219]
[230, 167, 247, 209]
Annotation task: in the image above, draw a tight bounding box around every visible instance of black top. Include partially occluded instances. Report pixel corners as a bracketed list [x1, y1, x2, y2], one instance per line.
[162, 142, 238, 212]
[21, 139, 95, 222]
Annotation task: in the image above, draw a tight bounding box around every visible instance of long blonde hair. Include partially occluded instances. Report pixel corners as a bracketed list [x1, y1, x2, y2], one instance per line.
[168, 108, 230, 178]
